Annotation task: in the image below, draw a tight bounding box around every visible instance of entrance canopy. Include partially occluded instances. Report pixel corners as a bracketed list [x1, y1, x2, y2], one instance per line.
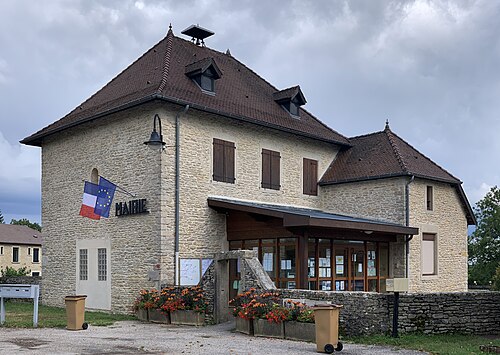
[208, 196, 418, 236]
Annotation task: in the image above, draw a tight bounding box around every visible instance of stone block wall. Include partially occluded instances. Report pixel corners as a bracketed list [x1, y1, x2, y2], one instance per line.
[408, 179, 469, 292]
[160, 106, 339, 285]
[320, 177, 407, 225]
[281, 289, 499, 336]
[389, 292, 500, 335]
[41, 102, 164, 312]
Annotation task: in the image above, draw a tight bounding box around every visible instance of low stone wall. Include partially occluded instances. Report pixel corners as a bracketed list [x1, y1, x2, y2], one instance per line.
[281, 289, 500, 336]
[0, 276, 42, 301]
[390, 292, 500, 335]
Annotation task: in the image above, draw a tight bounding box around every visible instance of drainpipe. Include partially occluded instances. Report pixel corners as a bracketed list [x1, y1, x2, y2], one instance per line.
[405, 175, 415, 278]
[174, 105, 190, 285]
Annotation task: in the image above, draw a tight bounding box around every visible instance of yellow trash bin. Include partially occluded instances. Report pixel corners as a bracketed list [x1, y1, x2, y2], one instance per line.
[64, 295, 88, 330]
[313, 304, 343, 353]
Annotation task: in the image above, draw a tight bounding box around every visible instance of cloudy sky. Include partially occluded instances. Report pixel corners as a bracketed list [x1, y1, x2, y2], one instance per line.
[0, 0, 498, 224]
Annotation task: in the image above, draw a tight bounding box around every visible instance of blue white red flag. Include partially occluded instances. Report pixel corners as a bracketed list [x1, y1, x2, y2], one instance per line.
[79, 181, 101, 220]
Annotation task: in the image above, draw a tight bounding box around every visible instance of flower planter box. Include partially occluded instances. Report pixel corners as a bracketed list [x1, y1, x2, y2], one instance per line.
[284, 321, 315, 342]
[135, 308, 149, 322]
[253, 318, 285, 339]
[235, 317, 254, 336]
[170, 310, 205, 326]
[148, 309, 170, 324]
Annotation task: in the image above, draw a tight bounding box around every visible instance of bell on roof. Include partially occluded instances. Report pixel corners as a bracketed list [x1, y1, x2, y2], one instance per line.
[181, 24, 214, 47]
[385, 119, 390, 131]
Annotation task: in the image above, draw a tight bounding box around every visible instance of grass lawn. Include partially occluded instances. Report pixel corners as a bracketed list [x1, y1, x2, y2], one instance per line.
[0, 301, 135, 328]
[347, 333, 500, 355]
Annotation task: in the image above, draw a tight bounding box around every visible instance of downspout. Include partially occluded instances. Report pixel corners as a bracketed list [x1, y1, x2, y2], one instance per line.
[174, 105, 190, 285]
[405, 175, 415, 278]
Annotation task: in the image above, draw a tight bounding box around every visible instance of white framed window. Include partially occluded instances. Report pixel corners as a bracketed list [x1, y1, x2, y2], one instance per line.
[33, 248, 40, 263]
[32, 272, 40, 277]
[12, 247, 19, 263]
[98, 248, 107, 281]
[79, 249, 88, 281]
[422, 233, 437, 275]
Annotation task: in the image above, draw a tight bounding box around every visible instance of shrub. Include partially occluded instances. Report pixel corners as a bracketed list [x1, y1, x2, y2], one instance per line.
[1, 266, 31, 277]
[264, 303, 289, 323]
[493, 265, 500, 291]
[229, 287, 258, 318]
[177, 286, 208, 313]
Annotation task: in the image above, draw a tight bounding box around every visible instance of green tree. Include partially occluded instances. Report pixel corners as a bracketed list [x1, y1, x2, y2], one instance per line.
[10, 218, 42, 232]
[468, 186, 500, 286]
[0, 210, 4, 223]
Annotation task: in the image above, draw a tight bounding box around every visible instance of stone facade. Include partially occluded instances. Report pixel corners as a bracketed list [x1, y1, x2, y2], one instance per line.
[41, 102, 163, 312]
[408, 179, 469, 292]
[0, 244, 42, 276]
[38, 100, 470, 311]
[160, 106, 338, 285]
[320, 177, 407, 225]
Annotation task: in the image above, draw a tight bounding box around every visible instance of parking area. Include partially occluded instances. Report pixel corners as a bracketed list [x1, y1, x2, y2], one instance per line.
[0, 320, 428, 354]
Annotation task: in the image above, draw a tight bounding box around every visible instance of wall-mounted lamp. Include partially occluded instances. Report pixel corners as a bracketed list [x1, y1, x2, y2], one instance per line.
[144, 114, 166, 147]
[364, 230, 373, 235]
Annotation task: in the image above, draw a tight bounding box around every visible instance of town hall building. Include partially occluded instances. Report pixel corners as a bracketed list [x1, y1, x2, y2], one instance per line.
[21, 25, 475, 312]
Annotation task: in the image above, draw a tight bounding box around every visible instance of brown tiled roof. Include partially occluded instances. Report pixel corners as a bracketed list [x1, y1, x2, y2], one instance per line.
[21, 29, 349, 147]
[320, 124, 460, 184]
[0, 225, 42, 245]
[320, 124, 476, 225]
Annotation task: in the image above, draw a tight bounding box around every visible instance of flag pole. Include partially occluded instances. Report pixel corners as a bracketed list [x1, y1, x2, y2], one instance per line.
[81, 178, 136, 198]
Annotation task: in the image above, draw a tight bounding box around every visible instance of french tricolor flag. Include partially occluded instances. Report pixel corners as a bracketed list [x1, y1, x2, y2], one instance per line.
[79, 181, 101, 220]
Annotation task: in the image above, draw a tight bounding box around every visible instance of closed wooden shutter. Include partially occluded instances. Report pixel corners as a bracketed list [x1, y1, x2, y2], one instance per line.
[213, 138, 235, 183]
[224, 141, 235, 183]
[213, 139, 225, 182]
[262, 149, 280, 190]
[303, 158, 318, 196]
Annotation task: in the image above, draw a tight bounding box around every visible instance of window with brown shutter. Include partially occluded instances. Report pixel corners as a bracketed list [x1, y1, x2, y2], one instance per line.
[303, 158, 318, 196]
[261, 149, 280, 190]
[213, 138, 235, 183]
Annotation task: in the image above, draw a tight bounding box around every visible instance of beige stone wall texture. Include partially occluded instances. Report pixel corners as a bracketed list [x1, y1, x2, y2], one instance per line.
[320, 178, 408, 278]
[320, 177, 407, 224]
[157, 106, 339, 284]
[0, 244, 42, 275]
[41, 103, 164, 312]
[408, 179, 468, 292]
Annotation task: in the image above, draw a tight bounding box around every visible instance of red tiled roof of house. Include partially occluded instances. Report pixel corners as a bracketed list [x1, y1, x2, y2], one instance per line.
[21, 29, 349, 147]
[320, 123, 476, 225]
[0, 224, 42, 245]
[320, 123, 460, 184]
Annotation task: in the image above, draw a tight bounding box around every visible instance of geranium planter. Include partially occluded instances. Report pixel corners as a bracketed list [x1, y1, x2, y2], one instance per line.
[284, 321, 315, 342]
[253, 319, 285, 339]
[235, 317, 254, 335]
[135, 308, 149, 322]
[148, 309, 170, 324]
[170, 310, 205, 326]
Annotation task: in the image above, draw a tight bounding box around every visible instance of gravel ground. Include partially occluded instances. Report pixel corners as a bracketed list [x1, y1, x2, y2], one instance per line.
[0, 320, 428, 354]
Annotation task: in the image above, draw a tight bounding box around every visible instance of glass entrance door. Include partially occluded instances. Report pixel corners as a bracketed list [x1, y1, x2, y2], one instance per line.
[350, 248, 365, 291]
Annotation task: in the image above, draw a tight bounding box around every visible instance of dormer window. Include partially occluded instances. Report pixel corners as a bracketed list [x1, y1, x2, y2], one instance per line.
[273, 85, 307, 117]
[185, 57, 222, 94]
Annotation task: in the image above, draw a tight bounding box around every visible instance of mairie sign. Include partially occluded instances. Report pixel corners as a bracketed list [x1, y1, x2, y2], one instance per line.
[115, 199, 148, 216]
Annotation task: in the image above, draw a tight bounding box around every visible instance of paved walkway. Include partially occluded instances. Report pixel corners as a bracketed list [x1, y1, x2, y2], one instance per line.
[0, 320, 428, 354]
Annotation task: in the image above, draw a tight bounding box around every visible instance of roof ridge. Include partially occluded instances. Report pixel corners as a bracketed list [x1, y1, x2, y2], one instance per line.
[157, 28, 174, 94]
[350, 130, 385, 140]
[385, 127, 409, 174]
[389, 130, 461, 182]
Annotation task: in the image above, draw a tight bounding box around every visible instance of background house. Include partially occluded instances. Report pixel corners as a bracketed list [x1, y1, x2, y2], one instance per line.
[0, 224, 42, 276]
[21, 25, 475, 312]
